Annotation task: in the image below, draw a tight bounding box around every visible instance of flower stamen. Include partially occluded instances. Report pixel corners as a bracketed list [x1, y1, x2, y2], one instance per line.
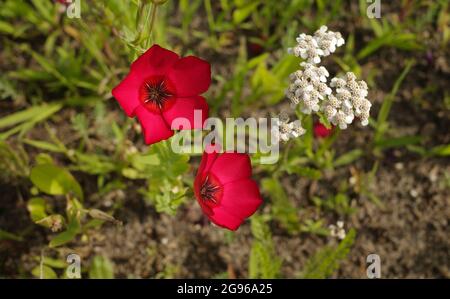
[143, 80, 172, 109]
[200, 176, 220, 204]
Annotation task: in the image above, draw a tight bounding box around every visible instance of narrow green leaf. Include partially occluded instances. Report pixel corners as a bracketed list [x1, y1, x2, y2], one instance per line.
[23, 139, 65, 153]
[0, 229, 23, 242]
[249, 216, 282, 278]
[300, 229, 356, 278]
[89, 256, 115, 279]
[375, 136, 422, 150]
[334, 149, 364, 167]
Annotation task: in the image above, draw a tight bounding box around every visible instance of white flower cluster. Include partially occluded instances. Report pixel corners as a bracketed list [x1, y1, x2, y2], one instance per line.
[272, 113, 305, 142]
[329, 220, 346, 240]
[274, 26, 371, 142]
[287, 26, 345, 64]
[324, 72, 371, 129]
[286, 62, 331, 114]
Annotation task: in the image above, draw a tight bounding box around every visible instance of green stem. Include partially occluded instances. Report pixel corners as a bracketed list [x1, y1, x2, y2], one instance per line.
[135, 0, 145, 30]
[145, 2, 158, 48]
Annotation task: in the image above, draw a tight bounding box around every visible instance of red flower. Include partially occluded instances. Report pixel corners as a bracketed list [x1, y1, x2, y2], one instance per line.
[112, 45, 210, 145]
[194, 146, 263, 231]
[314, 121, 333, 138]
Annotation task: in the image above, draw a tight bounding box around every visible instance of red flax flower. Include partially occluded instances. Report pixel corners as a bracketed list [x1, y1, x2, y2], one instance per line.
[194, 147, 263, 230]
[112, 45, 210, 145]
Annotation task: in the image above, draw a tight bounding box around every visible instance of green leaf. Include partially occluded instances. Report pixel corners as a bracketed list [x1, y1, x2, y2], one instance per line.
[152, 140, 190, 177]
[89, 256, 115, 279]
[37, 257, 67, 269]
[285, 165, 322, 180]
[0, 229, 23, 242]
[27, 48, 72, 88]
[300, 229, 356, 278]
[23, 139, 65, 153]
[357, 32, 421, 60]
[317, 112, 332, 129]
[49, 208, 81, 248]
[375, 60, 414, 142]
[375, 136, 422, 150]
[49, 228, 78, 248]
[0, 104, 62, 140]
[30, 163, 83, 200]
[35, 153, 54, 165]
[262, 178, 300, 234]
[0, 20, 15, 35]
[248, 215, 282, 279]
[429, 144, 450, 157]
[27, 197, 48, 222]
[72, 152, 117, 176]
[0, 104, 60, 130]
[334, 149, 364, 167]
[146, 179, 188, 215]
[232, 1, 260, 24]
[129, 153, 160, 171]
[31, 265, 57, 279]
[249, 220, 282, 278]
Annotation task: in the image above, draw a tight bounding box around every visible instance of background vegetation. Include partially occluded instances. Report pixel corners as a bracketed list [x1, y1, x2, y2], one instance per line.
[0, 0, 448, 278]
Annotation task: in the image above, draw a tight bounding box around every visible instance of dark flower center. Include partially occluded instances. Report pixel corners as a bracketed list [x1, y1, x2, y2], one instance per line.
[144, 81, 171, 107]
[139, 76, 173, 112]
[200, 176, 220, 204]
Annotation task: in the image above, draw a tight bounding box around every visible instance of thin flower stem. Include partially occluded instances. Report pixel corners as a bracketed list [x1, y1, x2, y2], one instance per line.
[272, 139, 293, 176]
[135, 0, 145, 30]
[145, 2, 158, 48]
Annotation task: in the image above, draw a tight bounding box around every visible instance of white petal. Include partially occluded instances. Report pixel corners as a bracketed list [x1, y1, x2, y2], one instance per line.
[345, 114, 354, 124]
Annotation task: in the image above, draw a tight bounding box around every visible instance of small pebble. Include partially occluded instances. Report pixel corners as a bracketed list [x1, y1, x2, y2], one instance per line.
[395, 162, 404, 170]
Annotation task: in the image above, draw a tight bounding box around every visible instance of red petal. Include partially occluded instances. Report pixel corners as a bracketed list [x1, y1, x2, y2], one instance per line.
[166, 56, 211, 97]
[131, 44, 179, 77]
[135, 106, 174, 145]
[162, 96, 209, 130]
[209, 153, 252, 185]
[207, 206, 244, 231]
[112, 72, 142, 117]
[220, 179, 262, 219]
[197, 147, 219, 178]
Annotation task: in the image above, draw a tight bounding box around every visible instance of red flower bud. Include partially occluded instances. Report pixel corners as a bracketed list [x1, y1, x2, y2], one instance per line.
[313, 121, 333, 138]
